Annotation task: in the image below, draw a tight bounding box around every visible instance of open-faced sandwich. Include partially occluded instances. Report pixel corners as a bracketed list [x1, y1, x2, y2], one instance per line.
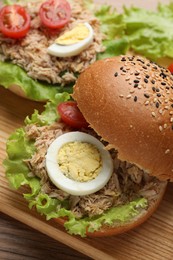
[0, 0, 115, 101]
[2, 0, 173, 101]
[4, 55, 173, 237]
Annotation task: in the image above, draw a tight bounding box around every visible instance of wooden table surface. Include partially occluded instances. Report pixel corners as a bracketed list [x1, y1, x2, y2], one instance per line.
[0, 213, 91, 260]
[1, 1, 173, 260]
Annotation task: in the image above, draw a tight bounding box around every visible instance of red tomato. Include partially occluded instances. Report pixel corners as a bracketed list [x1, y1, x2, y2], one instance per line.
[57, 101, 89, 129]
[39, 0, 71, 29]
[0, 5, 30, 39]
[168, 63, 173, 74]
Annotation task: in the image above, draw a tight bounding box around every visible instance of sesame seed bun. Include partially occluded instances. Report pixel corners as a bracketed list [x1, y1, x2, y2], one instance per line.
[73, 55, 173, 182]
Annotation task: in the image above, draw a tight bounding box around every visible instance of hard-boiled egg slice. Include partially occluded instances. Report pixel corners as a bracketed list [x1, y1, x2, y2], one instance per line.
[47, 23, 94, 57]
[45, 132, 113, 196]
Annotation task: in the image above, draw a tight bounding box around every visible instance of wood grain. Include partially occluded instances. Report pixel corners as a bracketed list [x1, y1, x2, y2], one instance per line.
[1, 1, 173, 259]
[0, 213, 91, 260]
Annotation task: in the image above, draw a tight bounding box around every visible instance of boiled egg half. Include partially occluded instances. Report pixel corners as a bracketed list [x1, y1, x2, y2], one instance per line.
[45, 132, 113, 196]
[47, 23, 94, 57]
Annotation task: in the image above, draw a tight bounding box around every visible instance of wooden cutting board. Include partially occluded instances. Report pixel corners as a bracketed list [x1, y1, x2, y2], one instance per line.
[1, 1, 173, 259]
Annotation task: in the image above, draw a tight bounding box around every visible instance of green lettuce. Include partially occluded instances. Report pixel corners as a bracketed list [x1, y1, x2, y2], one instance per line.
[96, 2, 173, 60]
[0, 61, 73, 101]
[121, 2, 173, 60]
[4, 93, 148, 237]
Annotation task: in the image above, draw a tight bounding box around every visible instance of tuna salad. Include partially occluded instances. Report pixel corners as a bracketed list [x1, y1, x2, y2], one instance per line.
[24, 121, 164, 219]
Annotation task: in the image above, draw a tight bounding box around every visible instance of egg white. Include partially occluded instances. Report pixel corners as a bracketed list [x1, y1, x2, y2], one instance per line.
[47, 22, 94, 58]
[45, 132, 113, 196]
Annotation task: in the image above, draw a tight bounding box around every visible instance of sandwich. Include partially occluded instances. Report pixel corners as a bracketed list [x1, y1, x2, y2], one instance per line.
[4, 55, 172, 237]
[0, 0, 125, 101]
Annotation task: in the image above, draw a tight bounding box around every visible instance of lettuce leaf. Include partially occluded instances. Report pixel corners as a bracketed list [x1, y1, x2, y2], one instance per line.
[4, 93, 148, 237]
[121, 3, 173, 60]
[0, 61, 73, 101]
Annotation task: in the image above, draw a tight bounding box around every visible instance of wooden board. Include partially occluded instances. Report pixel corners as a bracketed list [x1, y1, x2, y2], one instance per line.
[1, 1, 173, 259]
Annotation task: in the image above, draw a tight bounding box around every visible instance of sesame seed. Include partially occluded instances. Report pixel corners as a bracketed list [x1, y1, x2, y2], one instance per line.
[138, 85, 142, 89]
[161, 82, 166, 85]
[164, 124, 167, 129]
[145, 75, 150, 79]
[153, 98, 157, 103]
[165, 149, 170, 154]
[120, 66, 123, 70]
[151, 79, 155, 84]
[134, 80, 140, 83]
[144, 93, 150, 98]
[170, 117, 173, 122]
[134, 83, 138, 88]
[145, 100, 149, 105]
[125, 76, 130, 81]
[130, 89, 135, 93]
[134, 96, 137, 102]
[135, 72, 140, 76]
[170, 111, 173, 115]
[122, 69, 126, 73]
[144, 78, 148, 83]
[126, 94, 132, 99]
[159, 109, 163, 114]
[121, 57, 126, 61]
[157, 93, 161, 97]
[119, 94, 124, 98]
[165, 99, 168, 103]
[159, 125, 163, 131]
[151, 112, 156, 117]
[165, 106, 169, 110]
[152, 87, 156, 92]
[114, 72, 118, 77]
[156, 88, 160, 92]
[156, 102, 159, 108]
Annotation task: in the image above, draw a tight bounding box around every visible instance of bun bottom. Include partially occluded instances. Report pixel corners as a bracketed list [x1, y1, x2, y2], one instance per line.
[54, 181, 167, 237]
[8, 84, 45, 102]
[9, 84, 28, 99]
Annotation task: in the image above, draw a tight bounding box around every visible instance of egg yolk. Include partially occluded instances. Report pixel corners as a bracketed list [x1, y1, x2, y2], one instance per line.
[57, 141, 102, 182]
[55, 23, 90, 45]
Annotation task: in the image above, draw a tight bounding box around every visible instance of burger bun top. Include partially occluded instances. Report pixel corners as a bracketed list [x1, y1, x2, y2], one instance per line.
[73, 55, 173, 182]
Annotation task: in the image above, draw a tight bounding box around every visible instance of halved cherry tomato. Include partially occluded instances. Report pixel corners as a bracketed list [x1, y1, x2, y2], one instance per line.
[168, 63, 173, 74]
[0, 5, 30, 39]
[39, 0, 71, 29]
[57, 101, 88, 129]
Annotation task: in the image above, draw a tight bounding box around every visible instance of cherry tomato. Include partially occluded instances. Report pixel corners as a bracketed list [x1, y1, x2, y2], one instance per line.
[168, 63, 173, 74]
[39, 0, 71, 29]
[57, 101, 89, 129]
[0, 5, 31, 39]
